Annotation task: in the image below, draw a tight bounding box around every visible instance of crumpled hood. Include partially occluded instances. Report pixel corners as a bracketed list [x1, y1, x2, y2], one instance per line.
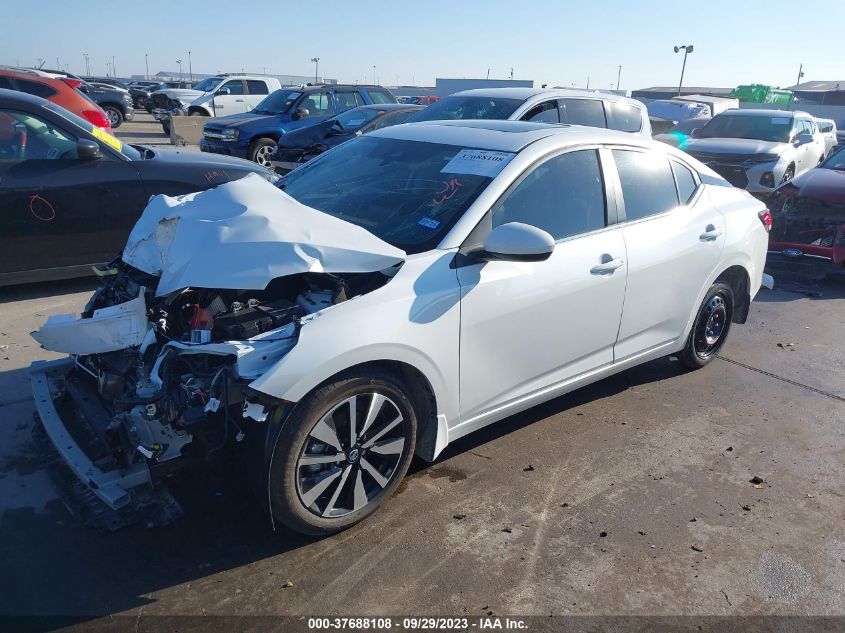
[787, 167, 845, 205]
[157, 88, 204, 102]
[685, 137, 787, 156]
[122, 173, 406, 296]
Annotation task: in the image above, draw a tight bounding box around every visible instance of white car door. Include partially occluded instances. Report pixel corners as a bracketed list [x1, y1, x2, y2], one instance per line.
[245, 80, 270, 111]
[212, 79, 247, 115]
[457, 148, 627, 425]
[611, 148, 725, 361]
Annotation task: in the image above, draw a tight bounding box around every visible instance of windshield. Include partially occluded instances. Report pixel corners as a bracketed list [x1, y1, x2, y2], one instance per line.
[822, 146, 845, 170]
[407, 95, 522, 122]
[254, 90, 302, 115]
[191, 77, 223, 92]
[698, 114, 793, 142]
[45, 103, 142, 160]
[672, 118, 710, 134]
[332, 107, 382, 131]
[280, 136, 505, 253]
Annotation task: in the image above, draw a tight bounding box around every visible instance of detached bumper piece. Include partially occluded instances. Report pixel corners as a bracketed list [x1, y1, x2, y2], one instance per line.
[31, 358, 183, 531]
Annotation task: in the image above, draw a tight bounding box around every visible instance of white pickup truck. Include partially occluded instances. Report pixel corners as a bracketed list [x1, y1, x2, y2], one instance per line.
[152, 74, 283, 133]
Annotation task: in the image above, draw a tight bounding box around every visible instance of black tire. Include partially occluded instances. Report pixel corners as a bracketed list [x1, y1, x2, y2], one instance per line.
[189, 110, 206, 117]
[680, 282, 734, 369]
[248, 137, 277, 167]
[161, 121, 170, 136]
[268, 368, 418, 536]
[104, 105, 123, 128]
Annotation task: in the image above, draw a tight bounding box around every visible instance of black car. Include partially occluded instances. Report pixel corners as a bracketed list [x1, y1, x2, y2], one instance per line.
[270, 103, 422, 174]
[78, 83, 134, 128]
[0, 89, 279, 285]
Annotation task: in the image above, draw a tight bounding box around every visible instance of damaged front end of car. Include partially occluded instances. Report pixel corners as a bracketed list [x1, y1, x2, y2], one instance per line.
[30, 174, 405, 530]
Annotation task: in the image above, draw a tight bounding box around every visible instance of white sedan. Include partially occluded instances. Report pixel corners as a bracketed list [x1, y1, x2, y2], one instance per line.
[32, 120, 771, 535]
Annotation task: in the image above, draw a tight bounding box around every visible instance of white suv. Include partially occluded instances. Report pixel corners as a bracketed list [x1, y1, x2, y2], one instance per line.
[408, 87, 652, 136]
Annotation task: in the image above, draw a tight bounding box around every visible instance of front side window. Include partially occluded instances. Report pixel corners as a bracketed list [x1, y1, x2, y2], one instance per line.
[560, 98, 606, 128]
[281, 137, 498, 253]
[606, 102, 643, 133]
[300, 91, 331, 116]
[246, 80, 269, 95]
[335, 90, 363, 113]
[522, 100, 560, 123]
[219, 80, 245, 95]
[613, 150, 679, 220]
[0, 109, 77, 161]
[407, 96, 523, 122]
[491, 149, 607, 240]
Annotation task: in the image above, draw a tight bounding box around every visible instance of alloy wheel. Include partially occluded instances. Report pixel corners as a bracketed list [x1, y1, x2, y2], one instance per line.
[295, 392, 407, 518]
[254, 145, 275, 167]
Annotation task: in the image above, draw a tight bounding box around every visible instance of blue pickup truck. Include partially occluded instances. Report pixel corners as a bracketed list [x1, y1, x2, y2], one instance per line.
[200, 84, 396, 166]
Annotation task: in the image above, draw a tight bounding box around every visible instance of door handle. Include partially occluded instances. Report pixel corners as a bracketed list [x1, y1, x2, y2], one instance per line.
[590, 257, 624, 275]
[235, 99, 244, 102]
[699, 225, 723, 241]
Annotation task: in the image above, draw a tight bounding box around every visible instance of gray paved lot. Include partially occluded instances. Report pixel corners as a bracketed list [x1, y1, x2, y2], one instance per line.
[117, 111, 199, 149]
[0, 275, 842, 622]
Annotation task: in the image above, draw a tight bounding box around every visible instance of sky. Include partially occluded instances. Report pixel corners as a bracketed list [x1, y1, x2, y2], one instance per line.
[2, 0, 844, 90]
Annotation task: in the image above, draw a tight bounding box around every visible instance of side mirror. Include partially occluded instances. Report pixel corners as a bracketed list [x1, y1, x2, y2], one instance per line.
[77, 139, 101, 160]
[293, 107, 310, 120]
[481, 222, 555, 262]
[215, 87, 230, 96]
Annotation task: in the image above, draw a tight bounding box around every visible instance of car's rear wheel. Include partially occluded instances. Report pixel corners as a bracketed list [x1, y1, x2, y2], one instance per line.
[680, 282, 734, 369]
[104, 106, 123, 128]
[268, 368, 417, 536]
[249, 138, 277, 166]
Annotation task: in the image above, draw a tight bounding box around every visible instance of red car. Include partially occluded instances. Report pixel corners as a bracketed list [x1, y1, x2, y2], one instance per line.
[768, 146, 845, 274]
[0, 68, 111, 129]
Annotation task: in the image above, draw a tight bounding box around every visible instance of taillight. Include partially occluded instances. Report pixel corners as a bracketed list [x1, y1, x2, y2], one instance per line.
[61, 78, 83, 90]
[758, 209, 773, 232]
[82, 109, 111, 130]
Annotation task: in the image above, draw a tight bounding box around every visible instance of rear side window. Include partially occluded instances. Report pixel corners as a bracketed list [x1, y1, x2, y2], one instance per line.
[246, 80, 269, 95]
[491, 149, 607, 240]
[606, 101, 643, 133]
[671, 160, 698, 204]
[522, 100, 559, 123]
[335, 90, 363, 112]
[367, 89, 395, 105]
[15, 79, 58, 99]
[613, 150, 678, 220]
[559, 98, 606, 128]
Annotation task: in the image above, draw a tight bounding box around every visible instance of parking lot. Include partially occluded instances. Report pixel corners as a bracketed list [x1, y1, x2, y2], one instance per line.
[1, 272, 842, 622]
[115, 111, 195, 148]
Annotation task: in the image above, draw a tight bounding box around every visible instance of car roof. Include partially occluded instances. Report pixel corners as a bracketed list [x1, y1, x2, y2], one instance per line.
[450, 87, 633, 103]
[368, 119, 648, 153]
[717, 109, 807, 118]
[0, 87, 50, 107]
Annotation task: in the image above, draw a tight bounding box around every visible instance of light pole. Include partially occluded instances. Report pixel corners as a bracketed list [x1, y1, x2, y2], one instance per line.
[145, 53, 149, 79]
[188, 51, 193, 82]
[373, 64, 376, 85]
[83, 52, 90, 76]
[311, 57, 320, 83]
[789, 63, 804, 110]
[674, 45, 694, 96]
[176, 59, 182, 79]
[112, 55, 116, 78]
[617, 65, 622, 92]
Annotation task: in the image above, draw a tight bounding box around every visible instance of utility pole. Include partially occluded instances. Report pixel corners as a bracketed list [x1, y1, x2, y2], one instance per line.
[176, 59, 182, 79]
[486, 68, 490, 80]
[617, 65, 622, 92]
[112, 55, 116, 78]
[188, 51, 193, 82]
[674, 44, 694, 95]
[586, 75, 590, 90]
[789, 63, 804, 110]
[509, 67, 514, 80]
[145, 53, 149, 79]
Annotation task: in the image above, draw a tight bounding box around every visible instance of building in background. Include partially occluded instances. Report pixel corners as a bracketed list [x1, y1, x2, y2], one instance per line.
[785, 81, 845, 105]
[631, 86, 733, 100]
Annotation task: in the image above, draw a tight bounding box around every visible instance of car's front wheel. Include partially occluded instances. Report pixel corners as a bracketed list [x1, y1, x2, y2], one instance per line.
[268, 368, 417, 536]
[104, 106, 123, 128]
[249, 138, 277, 166]
[680, 282, 734, 369]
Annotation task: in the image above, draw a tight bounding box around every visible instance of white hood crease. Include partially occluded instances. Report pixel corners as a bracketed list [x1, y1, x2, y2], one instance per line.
[123, 173, 406, 297]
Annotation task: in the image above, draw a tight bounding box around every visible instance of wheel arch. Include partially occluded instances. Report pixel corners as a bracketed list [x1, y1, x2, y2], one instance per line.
[715, 264, 751, 324]
[187, 106, 211, 117]
[100, 101, 124, 113]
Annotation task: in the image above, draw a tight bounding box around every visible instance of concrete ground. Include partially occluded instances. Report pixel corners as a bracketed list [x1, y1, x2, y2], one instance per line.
[116, 111, 200, 149]
[0, 272, 843, 624]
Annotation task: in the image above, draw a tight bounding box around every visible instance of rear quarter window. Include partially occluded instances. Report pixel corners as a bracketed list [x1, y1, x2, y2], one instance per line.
[559, 98, 606, 128]
[15, 79, 58, 99]
[671, 160, 698, 204]
[367, 89, 396, 104]
[606, 101, 643, 133]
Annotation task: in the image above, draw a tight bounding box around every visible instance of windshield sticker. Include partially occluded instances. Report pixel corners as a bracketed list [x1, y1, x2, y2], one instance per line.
[417, 216, 442, 230]
[771, 117, 790, 125]
[92, 127, 122, 151]
[433, 178, 463, 205]
[441, 149, 515, 177]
